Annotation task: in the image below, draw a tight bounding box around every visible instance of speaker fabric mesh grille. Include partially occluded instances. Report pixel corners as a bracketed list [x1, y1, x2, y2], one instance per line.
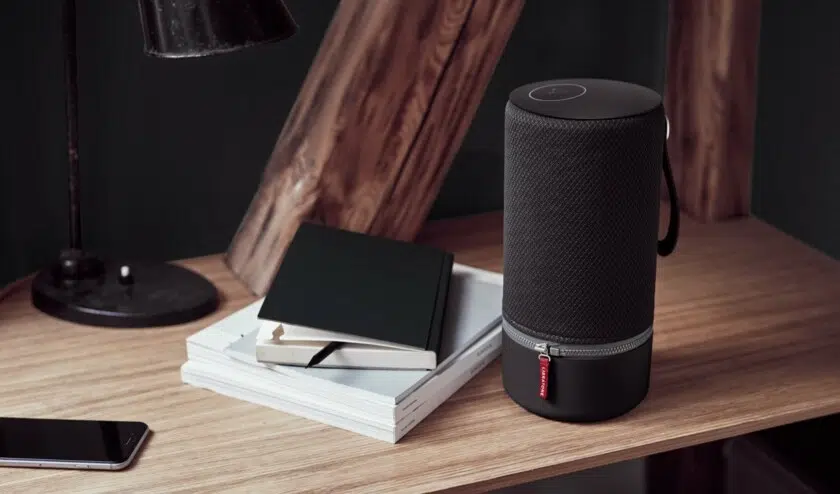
[503, 101, 665, 344]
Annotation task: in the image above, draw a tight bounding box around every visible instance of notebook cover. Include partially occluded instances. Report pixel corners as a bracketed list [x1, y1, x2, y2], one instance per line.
[258, 222, 453, 353]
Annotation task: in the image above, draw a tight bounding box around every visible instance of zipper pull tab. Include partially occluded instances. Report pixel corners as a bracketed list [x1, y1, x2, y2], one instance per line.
[536, 343, 551, 399]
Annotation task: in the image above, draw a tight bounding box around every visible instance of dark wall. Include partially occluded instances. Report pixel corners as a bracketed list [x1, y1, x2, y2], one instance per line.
[751, 2, 840, 260]
[0, 0, 668, 286]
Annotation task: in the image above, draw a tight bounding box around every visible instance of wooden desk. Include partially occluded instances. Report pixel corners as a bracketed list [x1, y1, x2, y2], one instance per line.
[1, 211, 840, 493]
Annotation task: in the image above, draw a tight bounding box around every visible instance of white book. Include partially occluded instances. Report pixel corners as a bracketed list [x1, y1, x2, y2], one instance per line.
[183, 263, 503, 425]
[181, 361, 397, 442]
[218, 322, 501, 427]
[182, 326, 502, 443]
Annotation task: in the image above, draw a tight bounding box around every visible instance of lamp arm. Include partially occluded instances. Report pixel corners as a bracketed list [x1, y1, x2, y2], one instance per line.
[63, 0, 82, 251]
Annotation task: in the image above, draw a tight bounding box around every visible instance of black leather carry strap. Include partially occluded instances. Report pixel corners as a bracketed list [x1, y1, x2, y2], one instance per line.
[657, 141, 679, 257]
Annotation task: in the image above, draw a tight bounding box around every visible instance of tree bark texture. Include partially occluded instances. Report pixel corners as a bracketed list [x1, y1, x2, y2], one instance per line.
[226, 0, 524, 295]
[664, 0, 762, 222]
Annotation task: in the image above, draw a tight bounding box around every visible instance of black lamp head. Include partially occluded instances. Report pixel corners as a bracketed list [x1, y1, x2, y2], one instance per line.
[137, 0, 297, 58]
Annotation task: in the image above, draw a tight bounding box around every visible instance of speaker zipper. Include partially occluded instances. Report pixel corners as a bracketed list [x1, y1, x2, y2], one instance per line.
[503, 320, 653, 399]
[536, 343, 551, 399]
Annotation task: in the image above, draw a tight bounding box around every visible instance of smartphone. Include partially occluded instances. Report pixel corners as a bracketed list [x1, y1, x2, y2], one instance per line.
[0, 417, 150, 471]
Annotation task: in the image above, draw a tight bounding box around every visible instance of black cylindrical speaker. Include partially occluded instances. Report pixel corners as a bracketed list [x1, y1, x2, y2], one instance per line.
[501, 78, 679, 422]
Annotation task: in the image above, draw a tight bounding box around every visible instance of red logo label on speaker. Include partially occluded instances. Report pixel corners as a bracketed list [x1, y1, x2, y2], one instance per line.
[538, 355, 550, 399]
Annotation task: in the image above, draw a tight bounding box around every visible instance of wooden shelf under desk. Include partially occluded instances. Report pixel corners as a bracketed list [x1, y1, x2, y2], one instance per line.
[1, 210, 839, 493]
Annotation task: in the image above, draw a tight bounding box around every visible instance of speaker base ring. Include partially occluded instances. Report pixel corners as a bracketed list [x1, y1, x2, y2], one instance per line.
[501, 330, 652, 422]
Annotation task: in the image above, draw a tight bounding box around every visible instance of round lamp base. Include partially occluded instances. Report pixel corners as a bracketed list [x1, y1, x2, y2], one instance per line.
[31, 258, 219, 328]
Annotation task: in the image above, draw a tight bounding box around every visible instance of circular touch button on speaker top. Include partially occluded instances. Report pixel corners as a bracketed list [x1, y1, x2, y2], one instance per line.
[509, 78, 662, 121]
[528, 83, 587, 102]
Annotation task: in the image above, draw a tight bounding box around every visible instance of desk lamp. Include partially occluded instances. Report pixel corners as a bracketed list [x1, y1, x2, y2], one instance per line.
[31, 0, 297, 327]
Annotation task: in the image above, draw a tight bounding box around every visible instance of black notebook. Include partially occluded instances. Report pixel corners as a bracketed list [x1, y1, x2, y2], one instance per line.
[255, 222, 454, 370]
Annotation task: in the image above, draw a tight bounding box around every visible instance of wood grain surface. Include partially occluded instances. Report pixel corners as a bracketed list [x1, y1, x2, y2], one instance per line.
[226, 0, 523, 296]
[664, 0, 762, 221]
[367, 0, 523, 240]
[2, 210, 840, 493]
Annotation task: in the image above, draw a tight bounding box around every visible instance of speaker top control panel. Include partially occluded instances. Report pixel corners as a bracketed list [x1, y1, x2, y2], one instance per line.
[509, 78, 662, 121]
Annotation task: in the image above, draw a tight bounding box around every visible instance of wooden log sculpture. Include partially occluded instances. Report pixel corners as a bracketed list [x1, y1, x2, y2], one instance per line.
[226, 0, 524, 296]
[664, 0, 762, 222]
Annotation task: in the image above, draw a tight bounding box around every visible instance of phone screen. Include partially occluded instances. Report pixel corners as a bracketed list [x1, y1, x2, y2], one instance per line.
[0, 417, 149, 466]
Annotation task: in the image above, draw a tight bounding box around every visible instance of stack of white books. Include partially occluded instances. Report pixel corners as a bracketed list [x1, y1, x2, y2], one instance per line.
[180, 263, 503, 443]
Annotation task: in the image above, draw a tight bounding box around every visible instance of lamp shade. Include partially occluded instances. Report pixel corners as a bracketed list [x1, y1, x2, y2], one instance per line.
[137, 0, 297, 58]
